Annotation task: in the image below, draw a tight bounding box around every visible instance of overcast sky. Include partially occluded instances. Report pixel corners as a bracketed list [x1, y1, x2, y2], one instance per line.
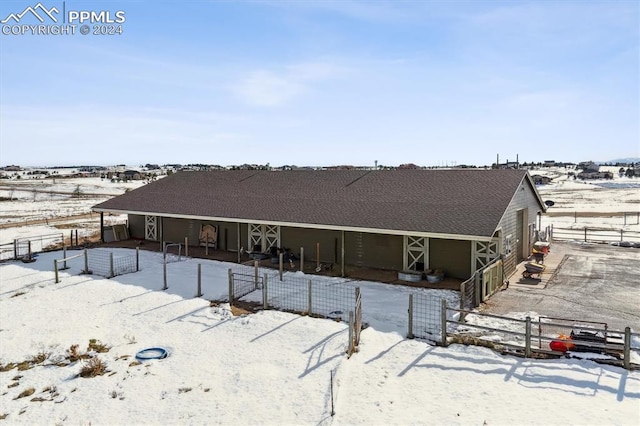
[0, 0, 638, 167]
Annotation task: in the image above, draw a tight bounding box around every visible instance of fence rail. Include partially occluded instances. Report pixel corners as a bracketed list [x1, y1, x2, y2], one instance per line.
[1, 232, 75, 261]
[551, 227, 640, 244]
[443, 308, 639, 370]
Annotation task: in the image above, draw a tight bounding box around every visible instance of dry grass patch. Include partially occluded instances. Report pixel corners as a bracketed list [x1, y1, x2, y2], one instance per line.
[14, 388, 35, 400]
[29, 351, 50, 365]
[79, 357, 107, 378]
[87, 339, 110, 353]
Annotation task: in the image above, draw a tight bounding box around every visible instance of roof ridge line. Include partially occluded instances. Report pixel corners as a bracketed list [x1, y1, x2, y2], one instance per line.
[238, 171, 262, 182]
[344, 170, 373, 187]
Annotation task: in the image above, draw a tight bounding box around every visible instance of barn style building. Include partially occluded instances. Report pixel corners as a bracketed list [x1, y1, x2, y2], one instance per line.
[93, 169, 546, 280]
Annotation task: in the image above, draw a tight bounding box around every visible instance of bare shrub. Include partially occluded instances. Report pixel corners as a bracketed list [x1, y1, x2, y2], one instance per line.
[88, 339, 110, 353]
[79, 357, 107, 378]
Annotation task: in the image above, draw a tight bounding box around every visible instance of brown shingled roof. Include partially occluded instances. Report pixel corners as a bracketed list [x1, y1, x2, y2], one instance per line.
[93, 169, 535, 238]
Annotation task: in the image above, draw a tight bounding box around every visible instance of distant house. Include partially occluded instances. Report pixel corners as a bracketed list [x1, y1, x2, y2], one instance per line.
[123, 170, 145, 180]
[577, 170, 613, 180]
[93, 170, 546, 280]
[578, 161, 600, 173]
[531, 175, 553, 185]
[544, 160, 556, 167]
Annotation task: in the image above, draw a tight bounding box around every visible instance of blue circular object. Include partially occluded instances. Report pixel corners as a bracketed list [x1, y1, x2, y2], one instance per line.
[135, 347, 168, 360]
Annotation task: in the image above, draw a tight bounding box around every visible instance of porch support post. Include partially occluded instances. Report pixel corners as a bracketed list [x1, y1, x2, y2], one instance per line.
[237, 222, 241, 263]
[402, 236, 408, 270]
[100, 212, 104, 242]
[341, 230, 345, 277]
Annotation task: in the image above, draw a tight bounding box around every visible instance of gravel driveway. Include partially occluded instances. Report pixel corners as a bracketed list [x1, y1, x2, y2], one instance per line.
[482, 242, 640, 331]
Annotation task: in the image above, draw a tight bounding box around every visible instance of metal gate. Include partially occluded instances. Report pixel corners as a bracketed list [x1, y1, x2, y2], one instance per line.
[408, 294, 444, 342]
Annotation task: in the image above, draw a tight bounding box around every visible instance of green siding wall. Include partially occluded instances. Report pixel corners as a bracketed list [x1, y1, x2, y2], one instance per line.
[280, 228, 403, 270]
[429, 238, 472, 279]
[280, 227, 341, 264]
[128, 214, 145, 239]
[344, 232, 403, 270]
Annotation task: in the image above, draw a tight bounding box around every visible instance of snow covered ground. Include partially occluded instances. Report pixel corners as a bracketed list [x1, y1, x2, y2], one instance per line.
[0, 177, 145, 226]
[1, 249, 638, 424]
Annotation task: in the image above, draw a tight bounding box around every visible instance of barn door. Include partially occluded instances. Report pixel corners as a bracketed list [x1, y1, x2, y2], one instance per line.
[145, 216, 158, 241]
[248, 224, 280, 252]
[264, 225, 279, 251]
[473, 240, 499, 271]
[404, 236, 428, 271]
[249, 224, 263, 252]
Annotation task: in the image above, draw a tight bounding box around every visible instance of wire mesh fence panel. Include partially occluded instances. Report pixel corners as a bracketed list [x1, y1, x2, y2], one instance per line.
[87, 250, 112, 277]
[460, 276, 476, 310]
[310, 280, 356, 320]
[410, 293, 443, 341]
[232, 273, 261, 300]
[230, 263, 279, 289]
[265, 275, 309, 314]
[85, 249, 137, 278]
[113, 254, 137, 276]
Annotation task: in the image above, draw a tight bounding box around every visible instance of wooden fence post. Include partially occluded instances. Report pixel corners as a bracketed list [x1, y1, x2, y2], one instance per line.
[307, 280, 313, 315]
[624, 327, 631, 370]
[316, 242, 320, 270]
[262, 274, 268, 309]
[525, 317, 532, 358]
[441, 298, 447, 346]
[163, 260, 167, 290]
[136, 247, 140, 272]
[348, 311, 354, 355]
[254, 260, 259, 289]
[83, 249, 89, 274]
[330, 370, 335, 416]
[185, 237, 189, 257]
[228, 268, 234, 305]
[279, 252, 284, 281]
[584, 227, 588, 242]
[109, 252, 114, 278]
[300, 247, 304, 272]
[475, 272, 481, 308]
[54, 259, 59, 283]
[408, 294, 414, 339]
[196, 263, 202, 297]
